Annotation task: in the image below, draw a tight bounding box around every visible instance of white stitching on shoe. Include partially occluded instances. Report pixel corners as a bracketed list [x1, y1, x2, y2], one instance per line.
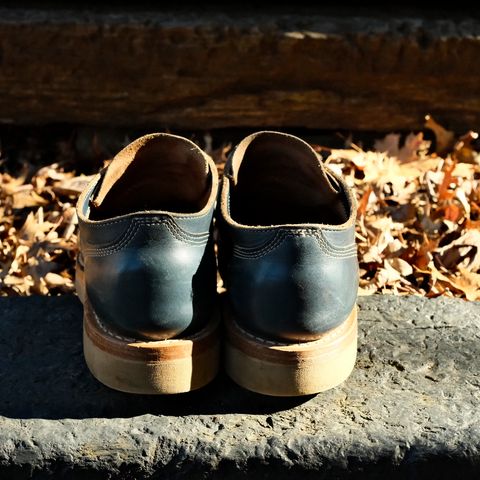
[232, 229, 357, 260]
[92, 308, 141, 343]
[232, 311, 352, 347]
[83, 217, 209, 257]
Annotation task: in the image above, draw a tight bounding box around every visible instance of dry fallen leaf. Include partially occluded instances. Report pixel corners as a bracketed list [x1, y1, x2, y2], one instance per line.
[453, 269, 480, 301]
[453, 131, 480, 165]
[1, 123, 479, 299]
[326, 117, 480, 301]
[1, 160, 79, 296]
[425, 114, 455, 154]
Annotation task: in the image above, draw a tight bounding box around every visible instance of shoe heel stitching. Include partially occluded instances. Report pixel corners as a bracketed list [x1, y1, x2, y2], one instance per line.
[233, 232, 287, 259]
[93, 312, 140, 343]
[233, 231, 357, 259]
[83, 218, 209, 257]
[232, 311, 353, 347]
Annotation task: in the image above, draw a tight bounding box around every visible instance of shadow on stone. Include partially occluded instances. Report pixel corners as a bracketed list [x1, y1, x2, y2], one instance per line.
[0, 295, 311, 420]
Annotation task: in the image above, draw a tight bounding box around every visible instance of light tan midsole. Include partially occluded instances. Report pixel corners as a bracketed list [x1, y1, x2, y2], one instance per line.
[77, 263, 219, 394]
[225, 307, 358, 396]
[84, 325, 220, 394]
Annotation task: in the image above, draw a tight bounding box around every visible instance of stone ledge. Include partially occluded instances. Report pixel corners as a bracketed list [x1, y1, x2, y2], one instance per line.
[1, 7, 480, 131]
[0, 294, 478, 479]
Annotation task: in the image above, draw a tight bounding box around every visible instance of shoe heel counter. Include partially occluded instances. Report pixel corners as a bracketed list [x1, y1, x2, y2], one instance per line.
[229, 231, 358, 342]
[84, 223, 216, 340]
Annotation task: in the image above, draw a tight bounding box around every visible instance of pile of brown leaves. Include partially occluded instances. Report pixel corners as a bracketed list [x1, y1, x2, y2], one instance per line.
[0, 118, 479, 299]
[322, 116, 480, 300]
[0, 163, 92, 295]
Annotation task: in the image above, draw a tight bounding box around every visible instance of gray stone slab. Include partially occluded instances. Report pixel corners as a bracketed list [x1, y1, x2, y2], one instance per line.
[0, 294, 478, 479]
[1, 7, 480, 131]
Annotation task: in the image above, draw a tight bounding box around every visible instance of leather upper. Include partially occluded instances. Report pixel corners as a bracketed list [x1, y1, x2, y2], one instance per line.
[218, 131, 359, 342]
[77, 134, 218, 340]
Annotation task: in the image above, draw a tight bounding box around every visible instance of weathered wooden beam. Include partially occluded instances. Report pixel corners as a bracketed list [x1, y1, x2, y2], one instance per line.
[1, 7, 480, 131]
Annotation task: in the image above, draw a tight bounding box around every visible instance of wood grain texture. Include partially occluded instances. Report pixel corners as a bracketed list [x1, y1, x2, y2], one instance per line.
[1, 7, 479, 131]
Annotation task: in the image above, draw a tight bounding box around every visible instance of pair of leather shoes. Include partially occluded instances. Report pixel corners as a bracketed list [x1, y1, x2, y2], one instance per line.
[76, 131, 358, 397]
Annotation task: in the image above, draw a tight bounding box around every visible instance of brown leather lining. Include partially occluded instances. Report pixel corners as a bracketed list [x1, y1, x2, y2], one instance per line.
[230, 132, 349, 226]
[90, 134, 212, 219]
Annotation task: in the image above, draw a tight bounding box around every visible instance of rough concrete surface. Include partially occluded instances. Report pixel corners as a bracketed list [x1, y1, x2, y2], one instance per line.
[1, 7, 480, 131]
[0, 294, 478, 479]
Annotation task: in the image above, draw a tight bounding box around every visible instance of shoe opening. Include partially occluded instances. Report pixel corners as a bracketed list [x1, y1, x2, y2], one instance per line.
[90, 135, 212, 220]
[230, 133, 350, 226]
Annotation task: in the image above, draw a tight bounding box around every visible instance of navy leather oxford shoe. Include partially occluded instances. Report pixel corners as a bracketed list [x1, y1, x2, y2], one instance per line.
[218, 131, 358, 396]
[76, 133, 219, 394]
